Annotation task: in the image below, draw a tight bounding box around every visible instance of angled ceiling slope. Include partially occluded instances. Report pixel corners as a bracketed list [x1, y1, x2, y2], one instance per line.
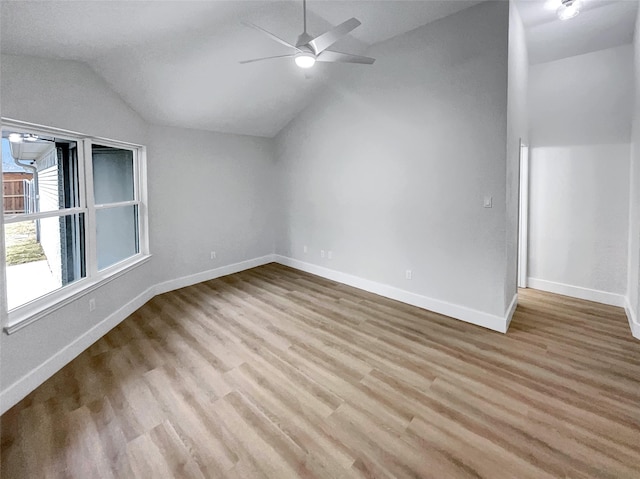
[1, 0, 481, 138]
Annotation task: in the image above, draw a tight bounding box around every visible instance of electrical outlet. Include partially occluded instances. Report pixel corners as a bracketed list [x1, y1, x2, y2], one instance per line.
[328, 251, 333, 260]
[405, 270, 412, 280]
[210, 251, 216, 260]
[303, 245, 308, 254]
[89, 298, 96, 312]
[483, 196, 493, 208]
[321, 250, 325, 258]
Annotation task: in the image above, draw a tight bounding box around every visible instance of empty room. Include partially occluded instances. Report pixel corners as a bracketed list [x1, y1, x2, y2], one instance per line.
[1, 0, 639, 477]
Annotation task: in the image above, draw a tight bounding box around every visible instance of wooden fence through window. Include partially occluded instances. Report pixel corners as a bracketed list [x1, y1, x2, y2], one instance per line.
[3, 173, 33, 214]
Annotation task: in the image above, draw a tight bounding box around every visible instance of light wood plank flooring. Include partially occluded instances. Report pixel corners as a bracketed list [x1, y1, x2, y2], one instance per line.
[2, 263, 640, 478]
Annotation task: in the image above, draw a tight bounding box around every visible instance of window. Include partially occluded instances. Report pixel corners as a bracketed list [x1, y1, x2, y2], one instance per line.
[1, 122, 148, 331]
[92, 145, 139, 270]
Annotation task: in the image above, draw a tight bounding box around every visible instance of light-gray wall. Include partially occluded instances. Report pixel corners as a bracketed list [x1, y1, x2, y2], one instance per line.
[147, 125, 277, 286]
[528, 45, 633, 299]
[529, 45, 633, 147]
[275, 1, 511, 318]
[529, 144, 630, 295]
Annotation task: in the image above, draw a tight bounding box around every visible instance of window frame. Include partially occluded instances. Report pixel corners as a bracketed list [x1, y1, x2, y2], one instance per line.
[1, 119, 150, 334]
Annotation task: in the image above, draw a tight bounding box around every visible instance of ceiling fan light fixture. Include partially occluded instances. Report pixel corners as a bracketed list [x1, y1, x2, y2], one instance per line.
[240, 0, 374, 68]
[8, 133, 23, 143]
[295, 52, 316, 69]
[557, 0, 582, 20]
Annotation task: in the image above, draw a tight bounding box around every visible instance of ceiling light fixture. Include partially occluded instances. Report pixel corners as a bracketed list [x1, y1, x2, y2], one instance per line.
[240, 0, 374, 68]
[294, 51, 316, 69]
[557, 0, 582, 20]
[8, 133, 23, 143]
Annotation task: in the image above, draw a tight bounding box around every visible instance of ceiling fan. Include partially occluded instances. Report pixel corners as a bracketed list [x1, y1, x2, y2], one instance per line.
[240, 0, 375, 69]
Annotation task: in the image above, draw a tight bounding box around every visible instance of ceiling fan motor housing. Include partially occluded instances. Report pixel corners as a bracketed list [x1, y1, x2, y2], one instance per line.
[296, 32, 315, 50]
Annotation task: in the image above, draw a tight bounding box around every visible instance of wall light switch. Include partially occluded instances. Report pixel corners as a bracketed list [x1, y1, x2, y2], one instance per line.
[303, 245, 308, 254]
[483, 196, 493, 208]
[321, 250, 325, 258]
[89, 298, 96, 312]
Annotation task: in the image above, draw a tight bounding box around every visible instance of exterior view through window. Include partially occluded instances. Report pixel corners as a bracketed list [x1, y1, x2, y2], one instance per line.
[2, 127, 144, 320]
[2, 133, 84, 309]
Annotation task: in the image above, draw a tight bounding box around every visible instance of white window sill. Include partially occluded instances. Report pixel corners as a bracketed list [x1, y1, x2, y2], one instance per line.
[4, 254, 152, 335]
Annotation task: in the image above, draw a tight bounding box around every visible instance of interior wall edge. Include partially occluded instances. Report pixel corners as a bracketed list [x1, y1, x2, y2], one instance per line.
[624, 297, 640, 339]
[505, 292, 518, 330]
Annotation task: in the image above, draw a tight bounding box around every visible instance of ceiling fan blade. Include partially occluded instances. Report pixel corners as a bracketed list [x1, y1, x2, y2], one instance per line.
[316, 50, 375, 65]
[309, 17, 361, 54]
[242, 22, 302, 53]
[239, 54, 296, 64]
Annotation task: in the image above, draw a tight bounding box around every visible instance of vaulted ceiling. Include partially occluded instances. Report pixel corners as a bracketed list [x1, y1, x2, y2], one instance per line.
[1, 0, 637, 137]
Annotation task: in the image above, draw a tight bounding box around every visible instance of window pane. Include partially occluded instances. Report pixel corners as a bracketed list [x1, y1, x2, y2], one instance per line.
[5, 214, 86, 310]
[92, 145, 134, 204]
[96, 205, 139, 270]
[2, 135, 80, 215]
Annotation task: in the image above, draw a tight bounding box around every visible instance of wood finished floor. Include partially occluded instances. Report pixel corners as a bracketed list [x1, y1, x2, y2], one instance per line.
[2, 263, 640, 478]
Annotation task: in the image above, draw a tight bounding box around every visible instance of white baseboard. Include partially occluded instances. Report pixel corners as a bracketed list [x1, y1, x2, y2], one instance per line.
[0, 286, 156, 415]
[527, 277, 626, 307]
[0, 254, 276, 415]
[624, 297, 640, 340]
[153, 254, 275, 296]
[273, 255, 511, 334]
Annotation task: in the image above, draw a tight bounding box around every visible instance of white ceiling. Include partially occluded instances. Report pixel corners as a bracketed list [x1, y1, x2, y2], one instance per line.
[1, 0, 637, 137]
[516, 0, 638, 64]
[1, 0, 480, 137]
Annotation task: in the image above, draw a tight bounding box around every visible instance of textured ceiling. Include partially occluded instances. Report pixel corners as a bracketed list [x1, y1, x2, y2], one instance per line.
[1, 1, 637, 137]
[1, 0, 480, 137]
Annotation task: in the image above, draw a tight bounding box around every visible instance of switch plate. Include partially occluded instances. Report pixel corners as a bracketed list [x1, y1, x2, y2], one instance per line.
[321, 250, 325, 258]
[89, 298, 96, 312]
[303, 245, 308, 254]
[328, 251, 333, 260]
[405, 270, 412, 280]
[210, 251, 216, 260]
[483, 196, 493, 208]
